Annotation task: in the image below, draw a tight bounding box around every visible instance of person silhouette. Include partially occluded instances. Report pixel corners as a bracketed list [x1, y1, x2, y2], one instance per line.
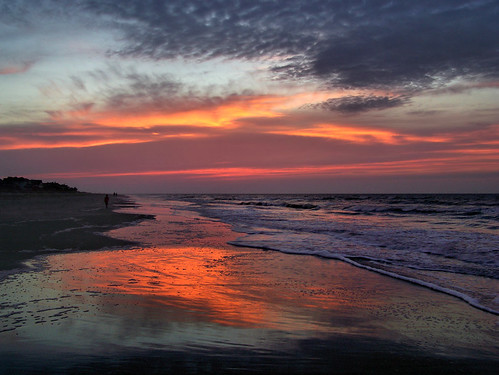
[104, 194, 109, 208]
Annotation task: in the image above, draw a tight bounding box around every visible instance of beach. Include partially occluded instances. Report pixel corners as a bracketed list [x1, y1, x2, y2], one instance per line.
[0, 194, 497, 374]
[0, 192, 152, 273]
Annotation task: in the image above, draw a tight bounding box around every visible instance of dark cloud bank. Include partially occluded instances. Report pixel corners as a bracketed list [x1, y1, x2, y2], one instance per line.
[304, 95, 409, 114]
[80, 0, 499, 92]
[2, 0, 497, 94]
[6, 0, 495, 114]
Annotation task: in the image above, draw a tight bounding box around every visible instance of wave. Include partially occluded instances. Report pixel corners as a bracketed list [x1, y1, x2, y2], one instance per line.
[166, 193, 499, 316]
[239, 201, 318, 210]
[342, 205, 485, 216]
[228, 239, 499, 316]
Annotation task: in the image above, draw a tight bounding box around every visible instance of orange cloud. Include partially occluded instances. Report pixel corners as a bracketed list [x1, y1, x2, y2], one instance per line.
[270, 124, 450, 144]
[30, 153, 499, 181]
[50, 95, 288, 129]
[6, 89, 498, 155]
[0, 123, 208, 150]
[0, 138, 148, 150]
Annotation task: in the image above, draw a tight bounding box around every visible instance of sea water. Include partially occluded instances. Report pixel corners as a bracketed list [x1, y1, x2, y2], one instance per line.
[152, 194, 498, 315]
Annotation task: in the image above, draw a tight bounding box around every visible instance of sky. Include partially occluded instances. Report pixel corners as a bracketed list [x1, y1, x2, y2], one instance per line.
[0, 0, 498, 193]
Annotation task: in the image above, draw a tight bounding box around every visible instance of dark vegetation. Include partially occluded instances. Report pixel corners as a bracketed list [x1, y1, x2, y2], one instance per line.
[0, 176, 78, 192]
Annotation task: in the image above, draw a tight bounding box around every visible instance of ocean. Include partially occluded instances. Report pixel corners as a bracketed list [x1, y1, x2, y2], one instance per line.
[151, 194, 498, 315]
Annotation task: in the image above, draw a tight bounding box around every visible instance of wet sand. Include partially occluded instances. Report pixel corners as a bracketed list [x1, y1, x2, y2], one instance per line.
[0, 195, 497, 374]
[0, 192, 152, 273]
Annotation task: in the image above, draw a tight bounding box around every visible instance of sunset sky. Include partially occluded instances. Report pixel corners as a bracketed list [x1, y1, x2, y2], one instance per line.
[1, 0, 498, 193]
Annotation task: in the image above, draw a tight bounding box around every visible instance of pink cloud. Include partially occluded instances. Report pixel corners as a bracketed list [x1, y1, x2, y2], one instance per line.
[0, 61, 34, 75]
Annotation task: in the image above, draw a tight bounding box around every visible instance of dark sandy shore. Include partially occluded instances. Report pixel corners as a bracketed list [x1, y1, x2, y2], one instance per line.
[0, 192, 153, 273]
[0, 194, 497, 374]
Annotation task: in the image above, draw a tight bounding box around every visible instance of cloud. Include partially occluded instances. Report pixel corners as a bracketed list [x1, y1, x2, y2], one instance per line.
[83, 0, 322, 60]
[0, 61, 34, 75]
[80, 0, 499, 91]
[426, 81, 499, 95]
[305, 95, 408, 114]
[280, 1, 499, 90]
[58, 65, 247, 117]
[46, 102, 95, 121]
[102, 71, 184, 113]
[43, 93, 288, 132]
[40, 64, 185, 115]
[2, 127, 497, 190]
[1, 1, 497, 193]
[34, 155, 499, 180]
[0, 121, 219, 150]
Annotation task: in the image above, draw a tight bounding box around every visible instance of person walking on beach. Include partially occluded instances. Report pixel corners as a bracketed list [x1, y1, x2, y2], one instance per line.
[104, 194, 109, 208]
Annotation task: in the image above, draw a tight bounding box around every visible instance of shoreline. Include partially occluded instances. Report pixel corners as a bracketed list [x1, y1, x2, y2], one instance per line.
[229, 241, 499, 316]
[0, 192, 153, 275]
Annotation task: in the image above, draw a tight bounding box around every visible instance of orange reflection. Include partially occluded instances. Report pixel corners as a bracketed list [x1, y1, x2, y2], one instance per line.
[47, 245, 370, 331]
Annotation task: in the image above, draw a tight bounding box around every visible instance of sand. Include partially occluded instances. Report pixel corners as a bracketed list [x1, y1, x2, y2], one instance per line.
[0, 192, 153, 273]
[0, 194, 497, 374]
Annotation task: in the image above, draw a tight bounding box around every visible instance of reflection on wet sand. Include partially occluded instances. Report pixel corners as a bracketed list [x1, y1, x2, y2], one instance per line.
[45, 246, 383, 332]
[1, 246, 390, 360]
[2, 243, 497, 358]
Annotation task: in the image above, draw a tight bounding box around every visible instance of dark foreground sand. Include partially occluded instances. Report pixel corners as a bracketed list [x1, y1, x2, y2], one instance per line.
[0, 192, 152, 272]
[0, 195, 497, 374]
